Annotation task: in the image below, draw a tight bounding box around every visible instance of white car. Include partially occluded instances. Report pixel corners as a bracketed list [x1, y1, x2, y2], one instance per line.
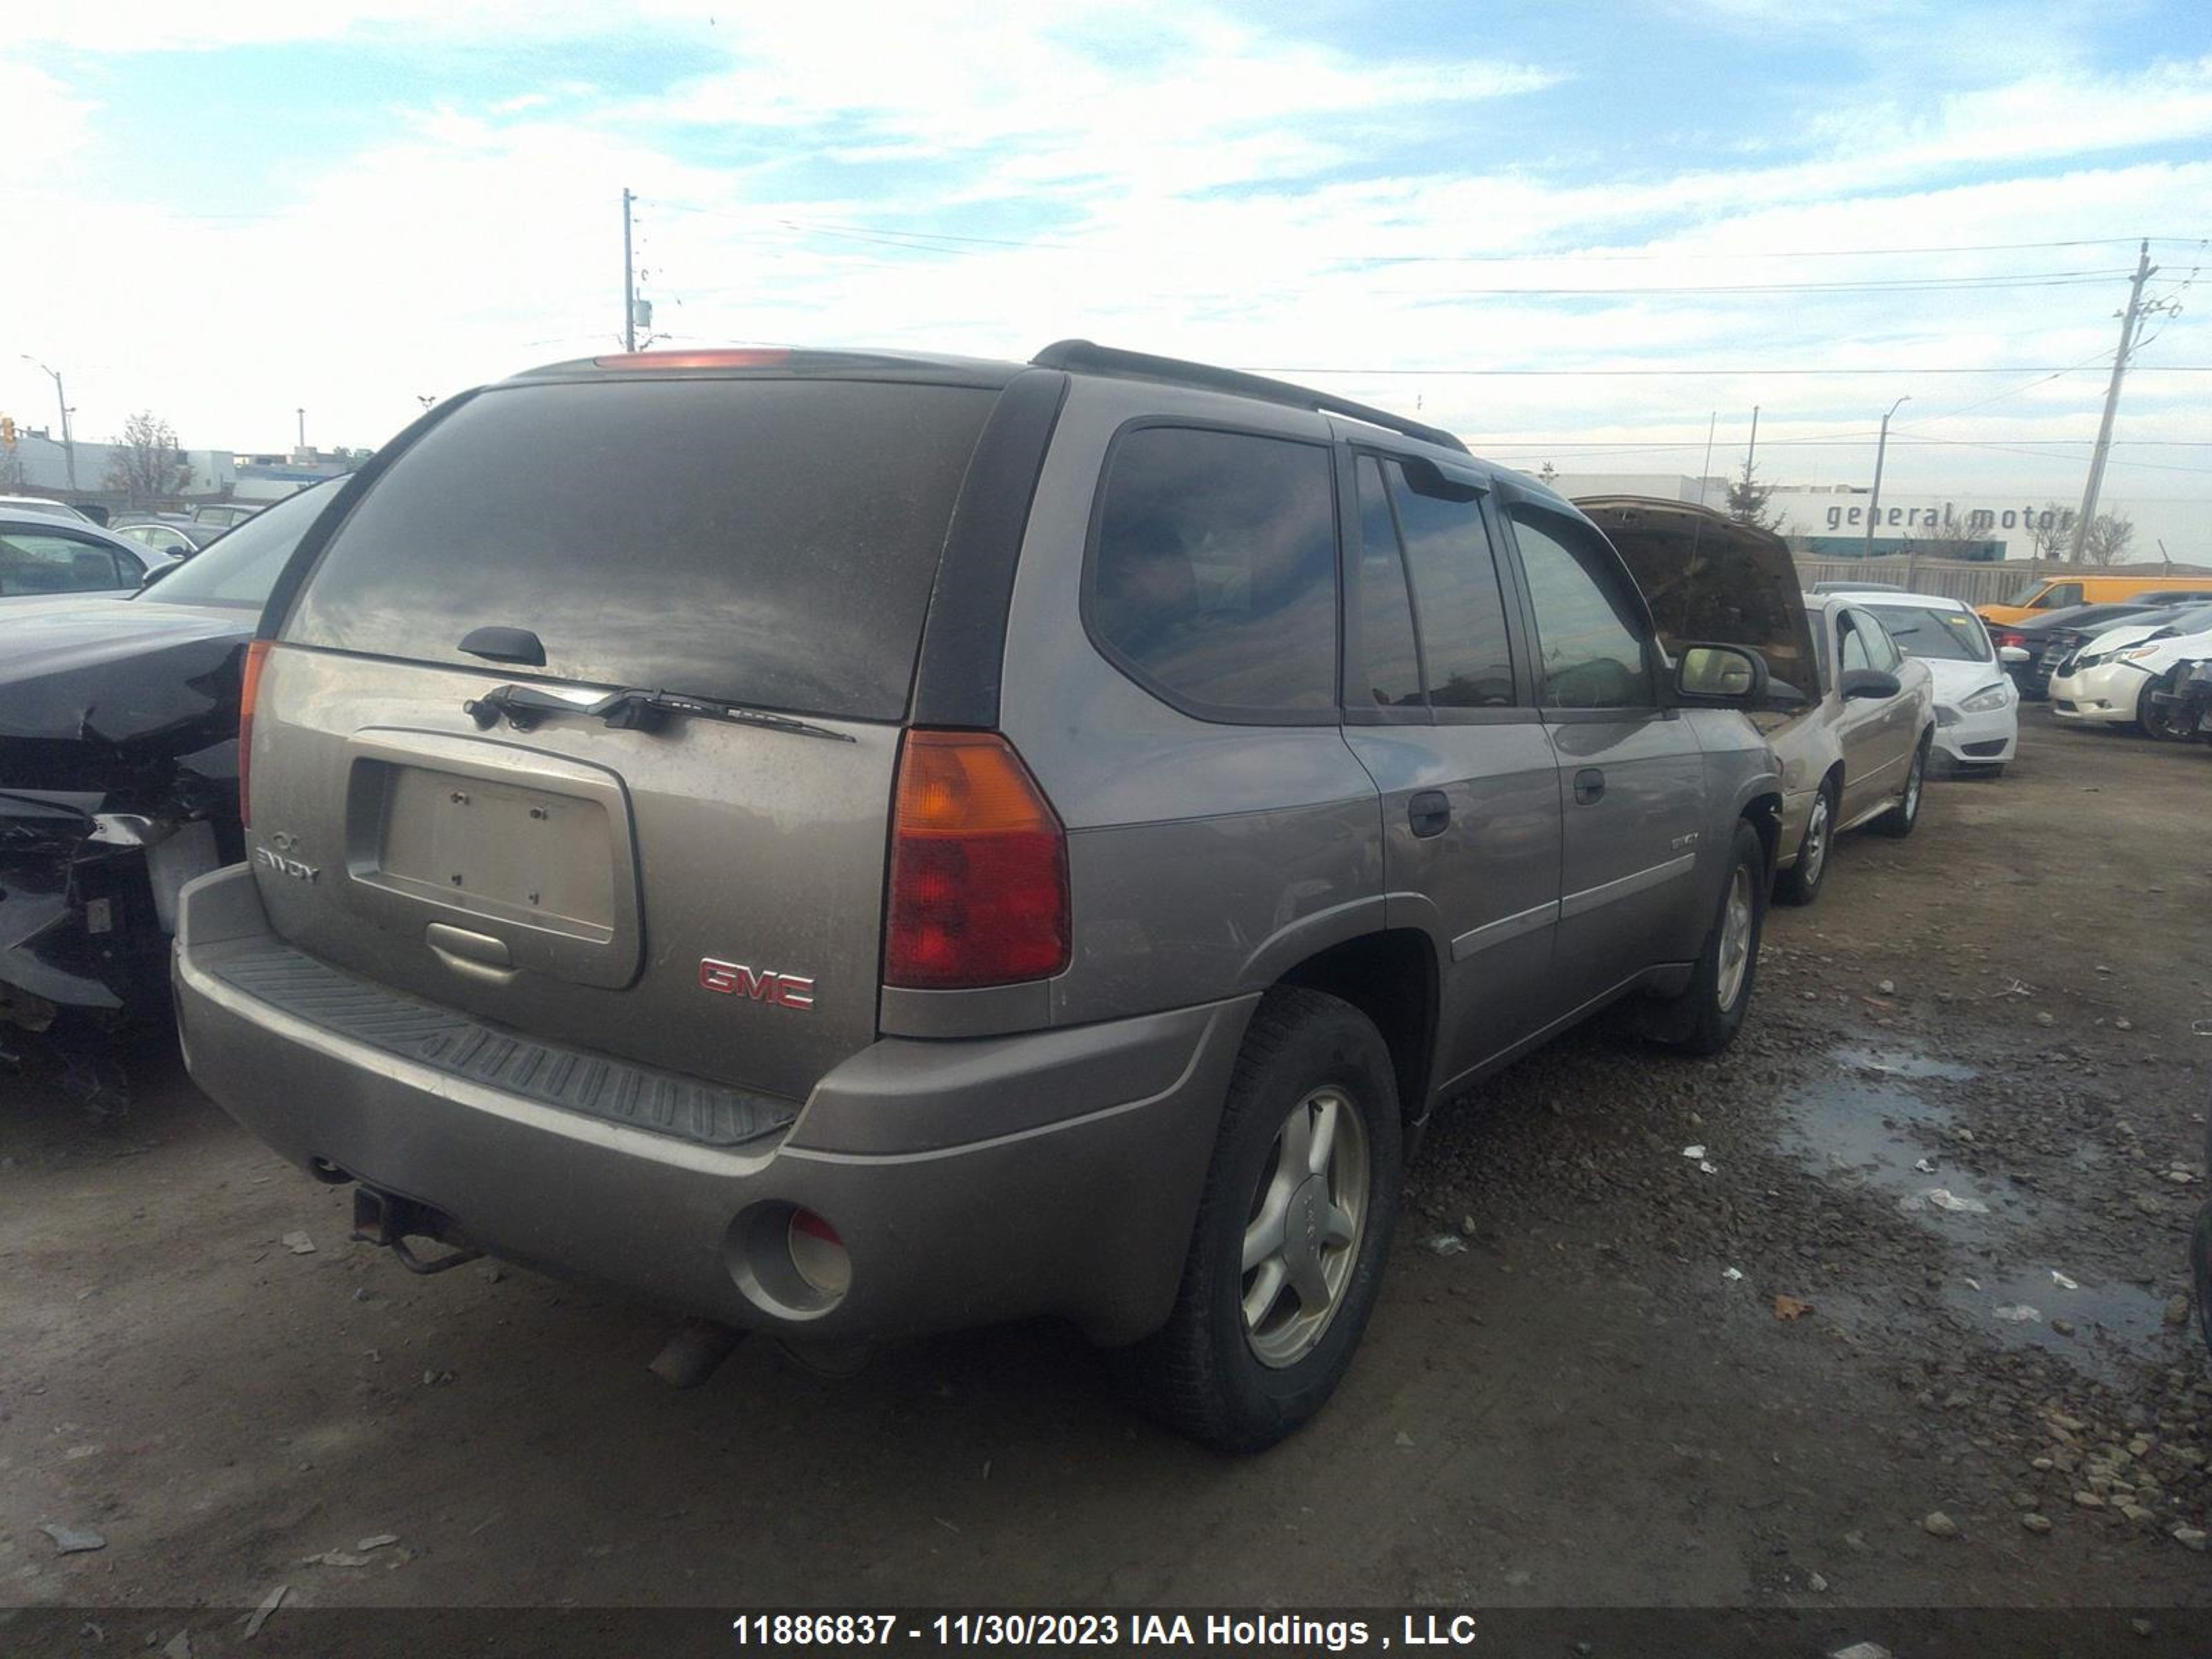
[2049, 600, 2212, 735]
[1828, 590, 2019, 774]
[0, 494, 94, 524]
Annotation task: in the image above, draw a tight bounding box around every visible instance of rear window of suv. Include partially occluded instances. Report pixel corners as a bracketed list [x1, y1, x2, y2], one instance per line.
[286, 377, 996, 720]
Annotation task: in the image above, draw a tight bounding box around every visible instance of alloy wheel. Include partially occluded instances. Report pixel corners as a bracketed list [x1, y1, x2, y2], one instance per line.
[1716, 863, 1754, 1012]
[1240, 1087, 1371, 1369]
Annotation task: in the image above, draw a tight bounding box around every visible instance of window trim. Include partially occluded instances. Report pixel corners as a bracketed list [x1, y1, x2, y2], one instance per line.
[1494, 496, 1665, 717]
[1079, 415, 1344, 729]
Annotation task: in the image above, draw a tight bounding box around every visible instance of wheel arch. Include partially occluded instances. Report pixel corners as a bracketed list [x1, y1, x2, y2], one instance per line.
[1272, 928, 1438, 1135]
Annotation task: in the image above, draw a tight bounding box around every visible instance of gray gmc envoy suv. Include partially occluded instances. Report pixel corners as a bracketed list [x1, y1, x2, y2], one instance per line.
[175, 341, 1784, 1450]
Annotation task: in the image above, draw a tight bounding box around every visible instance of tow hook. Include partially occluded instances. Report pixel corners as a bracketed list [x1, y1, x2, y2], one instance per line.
[350, 1186, 484, 1276]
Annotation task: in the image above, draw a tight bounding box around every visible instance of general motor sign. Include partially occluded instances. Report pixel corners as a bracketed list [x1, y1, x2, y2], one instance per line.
[1816, 500, 2077, 536]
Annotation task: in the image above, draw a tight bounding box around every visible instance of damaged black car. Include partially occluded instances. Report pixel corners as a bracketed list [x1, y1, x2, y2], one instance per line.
[1, 480, 343, 1110]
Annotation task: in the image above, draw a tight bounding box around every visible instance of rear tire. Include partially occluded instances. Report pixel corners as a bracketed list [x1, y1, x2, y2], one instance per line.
[1773, 778, 1837, 908]
[1653, 819, 1766, 1058]
[1872, 733, 1929, 838]
[1112, 987, 1402, 1453]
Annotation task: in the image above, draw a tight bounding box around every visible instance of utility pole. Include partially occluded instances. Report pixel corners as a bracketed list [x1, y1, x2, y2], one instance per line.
[622, 187, 638, 353]
[1861, 395, 1910, 564]
[297, 407, 306, 453]
[20, 357, 76, 491]
[2069, 239, 2157, 563]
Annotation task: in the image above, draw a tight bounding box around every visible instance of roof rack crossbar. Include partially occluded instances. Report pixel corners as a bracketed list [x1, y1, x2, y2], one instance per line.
[1030, 339, 1469, 455]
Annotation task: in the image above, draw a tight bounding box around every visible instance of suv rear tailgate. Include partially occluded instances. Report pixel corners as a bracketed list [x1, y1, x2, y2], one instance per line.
[250, 372, 1002, 1103]
[246, 646, 895, 1101]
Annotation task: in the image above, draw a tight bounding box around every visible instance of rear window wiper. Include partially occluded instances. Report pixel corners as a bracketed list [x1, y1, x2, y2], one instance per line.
[464, 683, 854, 742]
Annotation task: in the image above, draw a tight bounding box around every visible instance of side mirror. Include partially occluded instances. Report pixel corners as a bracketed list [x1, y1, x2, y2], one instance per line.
[1675, 643, 1770, 704]
[1998, 645, 2031, 665]
[138, 562, 173, 590]
[1839, 667, 1902, 701]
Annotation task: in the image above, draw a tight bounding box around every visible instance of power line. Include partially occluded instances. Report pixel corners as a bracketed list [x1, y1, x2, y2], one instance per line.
[1236, 364, 2212, 376]
[662, 209, 2205, 264]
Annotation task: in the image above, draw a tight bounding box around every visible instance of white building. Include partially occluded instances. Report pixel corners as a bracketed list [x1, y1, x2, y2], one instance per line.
[1, 425, 237, 505]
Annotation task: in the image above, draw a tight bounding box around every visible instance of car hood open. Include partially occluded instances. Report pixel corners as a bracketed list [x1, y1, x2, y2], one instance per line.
[1577, 497, 1821, 706]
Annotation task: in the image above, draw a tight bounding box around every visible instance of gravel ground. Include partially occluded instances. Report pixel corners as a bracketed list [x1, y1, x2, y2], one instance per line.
[2, 711, 2209, 1645]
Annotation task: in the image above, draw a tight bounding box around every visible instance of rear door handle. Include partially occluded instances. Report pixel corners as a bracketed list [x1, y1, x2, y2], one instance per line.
[1407, 790, 1451, 838]
[1573, 767, 1606, 805]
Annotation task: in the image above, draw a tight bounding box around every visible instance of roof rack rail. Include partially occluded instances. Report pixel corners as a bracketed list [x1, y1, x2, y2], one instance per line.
[1030, 339, 1470, 456]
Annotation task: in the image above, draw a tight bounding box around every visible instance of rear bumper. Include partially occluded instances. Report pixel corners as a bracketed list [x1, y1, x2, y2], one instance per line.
[175, 865, 1250, 1345]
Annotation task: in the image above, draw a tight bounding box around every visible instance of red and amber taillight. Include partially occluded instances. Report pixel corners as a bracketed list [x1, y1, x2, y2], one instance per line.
[237, 639, 272, 828]
[884, 731, 1070, 990]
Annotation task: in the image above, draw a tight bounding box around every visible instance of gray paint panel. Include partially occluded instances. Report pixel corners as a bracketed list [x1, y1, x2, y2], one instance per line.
[1053, 794, 1382, 1024]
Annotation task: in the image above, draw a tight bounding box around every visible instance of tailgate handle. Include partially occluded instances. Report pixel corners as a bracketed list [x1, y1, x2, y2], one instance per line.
[425, 922, 514, 971]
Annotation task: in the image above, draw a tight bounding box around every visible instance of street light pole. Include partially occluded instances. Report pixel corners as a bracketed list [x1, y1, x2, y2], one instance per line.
[20, 355, 76, 492]
[622, 187, 637, 353]
[1860, 395, 1910, 564]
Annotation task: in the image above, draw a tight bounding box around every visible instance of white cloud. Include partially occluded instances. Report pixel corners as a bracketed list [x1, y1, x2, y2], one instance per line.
[0, 10, 2204, 551]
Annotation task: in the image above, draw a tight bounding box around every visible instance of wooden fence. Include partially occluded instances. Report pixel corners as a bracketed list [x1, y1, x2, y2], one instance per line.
[1789, 557, 2212, 607]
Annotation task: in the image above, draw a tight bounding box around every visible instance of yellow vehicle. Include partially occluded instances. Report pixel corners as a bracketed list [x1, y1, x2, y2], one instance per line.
[1978, 574, 2212, 626]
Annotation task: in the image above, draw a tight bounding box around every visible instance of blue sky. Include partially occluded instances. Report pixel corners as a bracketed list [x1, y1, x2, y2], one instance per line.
[3, 1, 2208, 548]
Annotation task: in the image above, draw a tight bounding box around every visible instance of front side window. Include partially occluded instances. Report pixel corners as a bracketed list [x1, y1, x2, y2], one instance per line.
[1854, 609, 1902, 671]
[2036, 583, 2083, 609]
[0, 531, 129, 597]
[1090, 427, 1338, 717]
[1509, 509, 1654, 710]
[1839, 615, 1875, 675]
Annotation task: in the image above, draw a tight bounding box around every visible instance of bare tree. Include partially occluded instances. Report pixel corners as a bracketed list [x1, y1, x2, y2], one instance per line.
[1902, 521, 1991, 562]
[0, 444, 23, 491]
[104, 410, 191, 506]
[2081, 510, 2136, 565]
[2028, 502, 2074, 565]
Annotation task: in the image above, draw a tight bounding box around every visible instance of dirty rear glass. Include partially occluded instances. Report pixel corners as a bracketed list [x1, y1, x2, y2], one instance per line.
[286, 378, 995, 720]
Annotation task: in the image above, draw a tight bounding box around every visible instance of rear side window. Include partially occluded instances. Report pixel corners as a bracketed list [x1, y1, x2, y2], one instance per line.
[149, 480, 338, 610]
[1088, 427, 1338, 718]
[0, 530, 130, 596]
[1510, 509, 1656, 710]
[287, 378, 997, 720]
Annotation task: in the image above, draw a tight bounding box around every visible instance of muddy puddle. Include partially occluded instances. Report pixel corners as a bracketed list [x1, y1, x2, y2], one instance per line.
[1777, 1040, 2165, 1382]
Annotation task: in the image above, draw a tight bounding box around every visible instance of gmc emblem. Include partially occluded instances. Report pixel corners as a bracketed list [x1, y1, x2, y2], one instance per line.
[700, 957, 815, 1010]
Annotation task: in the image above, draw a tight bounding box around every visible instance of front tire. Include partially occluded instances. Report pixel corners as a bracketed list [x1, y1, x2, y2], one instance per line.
[1872, 733, 1929, 838]
[1112, 987, 1403, 1453]
[1653, 818, 1767, 1057]
[1773, 778, 1837, 908]
[2139, 672, 2186, 741]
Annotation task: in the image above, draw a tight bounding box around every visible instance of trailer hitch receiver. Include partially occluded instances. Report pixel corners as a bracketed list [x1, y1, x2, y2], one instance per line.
[351, 1185, 485, 1275]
